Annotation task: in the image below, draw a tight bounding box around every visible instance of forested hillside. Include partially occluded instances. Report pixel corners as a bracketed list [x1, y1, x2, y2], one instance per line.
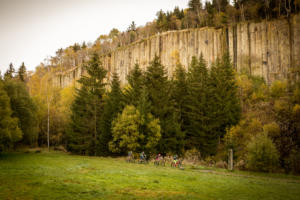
[1, 0, 300, 174]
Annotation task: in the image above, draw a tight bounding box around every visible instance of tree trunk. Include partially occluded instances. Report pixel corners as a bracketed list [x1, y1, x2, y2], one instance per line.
[46, 65, 50, 152]
[47, 98, 50, 151]
[240, 3, 245, 21]
[285, 0, 292, 18]
[279, 0, 281, 18]
[228, 149, 233, 170]
[94, 98, 97, 156]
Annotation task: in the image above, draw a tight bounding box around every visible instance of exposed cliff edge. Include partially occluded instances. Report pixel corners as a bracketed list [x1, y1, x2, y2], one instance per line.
[53, 14, 300, 88]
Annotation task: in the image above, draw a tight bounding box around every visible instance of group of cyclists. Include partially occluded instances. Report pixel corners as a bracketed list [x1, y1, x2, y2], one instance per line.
[127, 151, 182, 167]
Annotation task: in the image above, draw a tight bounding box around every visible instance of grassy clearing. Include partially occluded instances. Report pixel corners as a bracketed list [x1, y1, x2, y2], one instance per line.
[0, 151, 300, 200]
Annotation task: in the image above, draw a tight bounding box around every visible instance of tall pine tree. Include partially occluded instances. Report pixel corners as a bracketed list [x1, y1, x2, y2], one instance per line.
[68, 53, 107, 155]
[67, 86, 92, 154]
[124, 63, 144, 107]
[18, 62, 27, 82]
[185, 55, 211, 155]
[209, 53, 241, 146]
[145, 55, 184, 154]
[172, 63, 188, 122]
[136, 85, 161, 155]
[98, 72, 124, 156]
[4, 63, 15, 80]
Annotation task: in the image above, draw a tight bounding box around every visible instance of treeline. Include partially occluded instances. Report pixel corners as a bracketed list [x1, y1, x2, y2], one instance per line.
[94, 0, 300, 55]
[0, 63, 38, 151]
[42, 0, 300, 71]
[67, 52, 240, 157]
[156, 0, 300, 31]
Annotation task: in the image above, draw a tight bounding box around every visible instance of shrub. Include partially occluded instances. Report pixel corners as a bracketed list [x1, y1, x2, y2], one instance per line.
[263, 122, 280, 139]
[204, 156, 216, 167]
[246, 133, 279, 172]
[216, 161, 227, 169]
[284, 148, 300, 174]
[247, 118, 263, 136]
[292, 104, 300, 119]
[184, 148, 201, 164]
[235, 160, 246, 170]
[270, 80, 287, 99]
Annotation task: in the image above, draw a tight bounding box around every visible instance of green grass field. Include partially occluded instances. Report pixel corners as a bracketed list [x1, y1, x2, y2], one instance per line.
[0, 151, 300, 200]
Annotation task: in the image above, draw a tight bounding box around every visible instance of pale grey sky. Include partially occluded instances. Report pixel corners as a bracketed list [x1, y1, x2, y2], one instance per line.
[0, 0, 189, 73]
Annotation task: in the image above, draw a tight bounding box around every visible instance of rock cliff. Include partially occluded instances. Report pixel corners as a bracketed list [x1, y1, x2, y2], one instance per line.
[53, 14, 300, 88]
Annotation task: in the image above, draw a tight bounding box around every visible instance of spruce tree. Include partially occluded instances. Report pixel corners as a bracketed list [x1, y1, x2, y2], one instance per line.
[185, 55, 211, 155]
[172, 63, 188, 124]
[124, 63, 144, 107]
[136, 86, 159, 155]
[4, 63, 15, 80]
[145, 55, 184, 154]
[68, 86, 92, 154]
[137, 85, 151, 119]
[209, 53, 241, 146]
[18, 62, 27, 82]
[98, 72, 123, 156]
[68, 53, 107, 155]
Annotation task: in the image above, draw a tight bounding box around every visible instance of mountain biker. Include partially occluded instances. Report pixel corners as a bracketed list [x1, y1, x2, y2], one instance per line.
[127, 151, 133, 162]
[140, 151, 146, 162]
[155, 153, 161, 161]
[173, 154, 178, 166]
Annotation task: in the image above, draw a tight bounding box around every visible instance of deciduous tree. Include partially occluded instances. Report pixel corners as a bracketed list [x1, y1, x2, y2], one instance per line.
[0, 81, 22, 151]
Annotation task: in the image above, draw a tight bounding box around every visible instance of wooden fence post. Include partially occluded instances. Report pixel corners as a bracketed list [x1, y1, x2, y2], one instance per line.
[228, 149, 233, 171]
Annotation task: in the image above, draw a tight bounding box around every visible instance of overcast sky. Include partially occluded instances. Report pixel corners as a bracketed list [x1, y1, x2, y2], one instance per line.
[0, 0, 189, 73]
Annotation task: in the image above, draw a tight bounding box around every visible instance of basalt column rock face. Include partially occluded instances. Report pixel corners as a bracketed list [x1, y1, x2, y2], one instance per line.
[228, 16, 298, 84]
[53, 14, 300, 88]
[105, 27, 226, 84]
[52, 66, 84, 88]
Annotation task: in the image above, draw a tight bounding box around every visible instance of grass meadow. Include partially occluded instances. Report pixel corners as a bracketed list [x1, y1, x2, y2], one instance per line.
[0, 151, 300, 200]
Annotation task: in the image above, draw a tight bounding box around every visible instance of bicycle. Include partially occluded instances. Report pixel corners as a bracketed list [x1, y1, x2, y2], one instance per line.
[138, 158, 148, 164]
[171, 159, 182, 168]
[126, 156, 135, 163]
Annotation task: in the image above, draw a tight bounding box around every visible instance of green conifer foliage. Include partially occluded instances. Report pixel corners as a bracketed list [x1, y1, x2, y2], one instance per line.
[68, 53, 107, 155]
[4, 63, 15, 80]
[145, 55, 184, 154]
[185, 55, 210, 154]
[68, 86, 94, 155]
[99, 72, 124, 156]
[18, 62, 27, 82]
[172, 63, 188, 122]
[209, 53, 241, 147]
[124, 63, 144, 107]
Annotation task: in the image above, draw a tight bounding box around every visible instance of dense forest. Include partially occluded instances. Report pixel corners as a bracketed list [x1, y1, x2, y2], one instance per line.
[1, 0, 300, 174]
